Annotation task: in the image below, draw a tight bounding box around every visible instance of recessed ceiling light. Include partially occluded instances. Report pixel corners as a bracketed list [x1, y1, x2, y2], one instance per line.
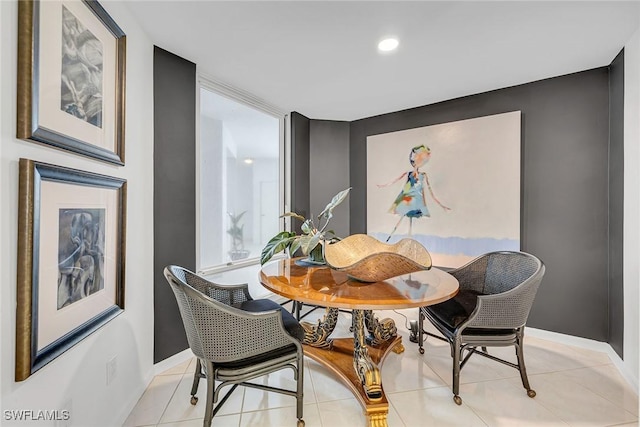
[378, 38, 399, 52]
[244, 158, 254, 164]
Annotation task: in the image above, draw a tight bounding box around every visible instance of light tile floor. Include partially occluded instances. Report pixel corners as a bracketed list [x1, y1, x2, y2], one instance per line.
[124, 308, 639, 427]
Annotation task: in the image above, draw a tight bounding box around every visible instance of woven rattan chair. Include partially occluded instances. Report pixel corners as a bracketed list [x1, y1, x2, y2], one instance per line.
[418, 251, 545, 405]
[164, 265, 305, 427]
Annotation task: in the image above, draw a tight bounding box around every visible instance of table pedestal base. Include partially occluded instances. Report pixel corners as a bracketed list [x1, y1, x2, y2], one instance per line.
[304, 336, 403, 427]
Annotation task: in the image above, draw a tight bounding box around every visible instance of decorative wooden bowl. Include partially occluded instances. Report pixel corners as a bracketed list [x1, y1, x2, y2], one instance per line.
[324, 234, 432, 282]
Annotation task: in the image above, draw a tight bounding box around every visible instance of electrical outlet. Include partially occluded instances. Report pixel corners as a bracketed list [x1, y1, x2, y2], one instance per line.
[106, 356, 117, 385]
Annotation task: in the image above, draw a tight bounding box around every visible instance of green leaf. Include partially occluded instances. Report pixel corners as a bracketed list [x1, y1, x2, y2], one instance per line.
[281, 212, 306, 222]
[261, 231, 296, 265]
[299, 232, 322, 255]
[288, 238, 302, 257]
[318, 187, 351, 220]
[301, 219, 313, 234]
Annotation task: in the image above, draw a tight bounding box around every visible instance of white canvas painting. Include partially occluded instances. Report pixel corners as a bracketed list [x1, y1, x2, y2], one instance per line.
[367, 111, 521, 268]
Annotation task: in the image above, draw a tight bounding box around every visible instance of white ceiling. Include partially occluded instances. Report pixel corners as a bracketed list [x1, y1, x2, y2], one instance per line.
[123, 1, 640, 122]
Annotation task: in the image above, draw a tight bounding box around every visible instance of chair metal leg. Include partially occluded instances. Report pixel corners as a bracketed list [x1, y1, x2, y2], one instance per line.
[203, 361, 215, 427]
[294, 301, 302, 320]
[515, 331, 536, 398]
[452, 337, 462, 405]
[190, 358, 203, 405]
[296, 352, 305, 426]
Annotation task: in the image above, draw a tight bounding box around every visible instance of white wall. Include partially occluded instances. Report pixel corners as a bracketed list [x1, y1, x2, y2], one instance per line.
[0, 1, 155, 425]
[624, 25, 640, 390]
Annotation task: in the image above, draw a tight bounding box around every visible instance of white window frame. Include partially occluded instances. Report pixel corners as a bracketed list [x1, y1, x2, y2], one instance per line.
[196, 73, 290, 275]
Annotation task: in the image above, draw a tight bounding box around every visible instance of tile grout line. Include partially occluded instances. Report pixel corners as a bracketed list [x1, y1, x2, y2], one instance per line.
[385, 394, 408, 427]
[524, 373, 637, 426]
[154, 372, 189, 427]
[533, 369, 639, 422]
[139, 314, 635, 427]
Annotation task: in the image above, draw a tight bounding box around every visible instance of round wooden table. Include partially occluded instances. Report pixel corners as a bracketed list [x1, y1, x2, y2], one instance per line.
[259, 258, 459, 427]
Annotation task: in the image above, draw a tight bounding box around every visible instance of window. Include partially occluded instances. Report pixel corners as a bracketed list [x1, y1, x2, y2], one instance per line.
[198, 80, 286, 272]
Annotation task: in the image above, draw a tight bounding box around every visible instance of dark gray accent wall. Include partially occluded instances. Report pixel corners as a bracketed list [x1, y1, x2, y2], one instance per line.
[609, 50, 624, 357]
[309, 120, 351, 238]
[291, 112, 310, 231]
[153, 47, 196, 363]
[349, 69, 612, 342]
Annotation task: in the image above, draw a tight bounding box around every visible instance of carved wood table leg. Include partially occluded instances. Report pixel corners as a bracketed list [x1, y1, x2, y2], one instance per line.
[303, 332, 401, 427]
[260, 258, 459, 427]
[366, 411, 389, 427]
[391, 340, 405, 354]
[353, 309, 383, 401]
[363, 310, 399, 348]
[300, 307, 339, 349]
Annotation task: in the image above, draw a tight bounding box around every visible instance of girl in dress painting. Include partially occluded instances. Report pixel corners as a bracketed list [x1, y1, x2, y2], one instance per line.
[378, 144, 451, 240]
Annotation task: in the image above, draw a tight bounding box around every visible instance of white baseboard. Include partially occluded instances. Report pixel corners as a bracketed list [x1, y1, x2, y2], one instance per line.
[527, 328, 639, 394]
[527, 328, 612, 352]
[607, 348, 640, 394]
[153, 348, 195, 376]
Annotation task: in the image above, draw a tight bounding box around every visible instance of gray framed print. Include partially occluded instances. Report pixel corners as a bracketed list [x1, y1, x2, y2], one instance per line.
[16, 158, 127, 381]
[17, 0, 126, 165]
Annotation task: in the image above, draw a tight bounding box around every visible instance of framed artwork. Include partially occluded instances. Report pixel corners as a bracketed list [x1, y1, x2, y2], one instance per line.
[17, 0, 126, 165]
[367, 111, 521, 268]
[16, 158, 127, 381]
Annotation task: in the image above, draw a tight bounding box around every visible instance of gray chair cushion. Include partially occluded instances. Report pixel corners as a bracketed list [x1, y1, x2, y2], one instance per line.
[239, 299, 305, 342]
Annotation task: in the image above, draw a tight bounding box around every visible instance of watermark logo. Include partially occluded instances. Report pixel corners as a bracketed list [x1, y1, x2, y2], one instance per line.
[4, 410, 70, 421]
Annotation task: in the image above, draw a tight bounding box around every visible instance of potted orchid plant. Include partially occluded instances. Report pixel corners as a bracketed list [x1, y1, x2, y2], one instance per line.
[260, 188, 351, 265]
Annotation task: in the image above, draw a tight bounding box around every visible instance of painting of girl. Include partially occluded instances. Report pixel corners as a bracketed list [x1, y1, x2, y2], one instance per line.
[378, 144, 451, 240]
[367, 111, 521, 268]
